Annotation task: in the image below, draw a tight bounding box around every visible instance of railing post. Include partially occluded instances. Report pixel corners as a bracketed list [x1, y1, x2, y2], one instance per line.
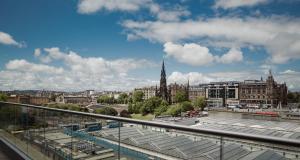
[71, 114, 73, 160]
[118, 121, 121, 160]
[26, 106, 29, 154]
[43, 109, 46, 159]
[220, 136, 223, 160]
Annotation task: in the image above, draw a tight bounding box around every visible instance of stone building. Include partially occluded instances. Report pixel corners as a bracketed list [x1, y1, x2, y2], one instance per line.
[29, 97, 50, 105]
[168, 82, 189, 104]
[56, 95, 91, 106]
[134, 86, 157, 100]
[7, 95, 49, 105]
[239, 70, 287, 107]
[189, 84, 206, 102]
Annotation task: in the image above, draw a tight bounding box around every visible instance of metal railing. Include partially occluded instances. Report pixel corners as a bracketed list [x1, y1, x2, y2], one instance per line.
[1, 101, 300, 160]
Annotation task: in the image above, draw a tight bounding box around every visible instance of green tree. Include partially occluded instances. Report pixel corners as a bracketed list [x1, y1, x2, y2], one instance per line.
[193, 96, 206, 111]
[142, 97, 161, 114]
[49, 94, 57, 102]
[95, 107, 118, 116]
[67, 104, 81, 111]
[128, 103, 134, 113]
[166, 104, 182, 117]
[97, 95, 114, 104]
[47, 103, 81, 111]
[132, 91, 144, 103]
[154, 105, 168, 116]
[180, 101, 193, 112]
[133, 102, 144, 114]
[127, 97, 133, 103]
[0, 93, 8, 101]
[118, 93, 128, 104]
[287, 92, 300, 103]
[128, 102, 143, 114]
[287, 92, 295, 103]
[174, 90, 188, 103]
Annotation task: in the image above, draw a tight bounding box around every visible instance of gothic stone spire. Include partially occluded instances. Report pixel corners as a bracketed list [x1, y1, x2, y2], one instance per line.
[159, 60, 169, 102]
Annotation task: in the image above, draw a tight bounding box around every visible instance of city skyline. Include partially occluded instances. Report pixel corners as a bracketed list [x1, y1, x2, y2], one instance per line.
[1, 0, 300, 91]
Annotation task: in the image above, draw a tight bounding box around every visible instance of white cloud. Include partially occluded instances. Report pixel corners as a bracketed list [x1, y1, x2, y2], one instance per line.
[77, 0, 189, 21]
[163, 42, 215, 66]
[277, 71, 300, 90]
[0, 48, 156, 91]
[163, 42, 243, 66]
[215, 47, 243, 64]
[168, 71, 214, 84]
[34, 48, 41, 57]
[280, 69, 297, 74]
[122, 16, 300, 64]
[148, 3, 190, 21]
[0, 31, 24, 47]
[155, 10, 190, 21]
[214, 0, 269, 9]
[41, 47, 155, 75]
[6, 59, 64, 74]
[168, 71, 257, 85]
[77, 0, 149, 14]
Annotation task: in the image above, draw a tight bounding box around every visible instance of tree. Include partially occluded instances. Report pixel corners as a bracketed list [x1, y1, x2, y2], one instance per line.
[180, 101, 193, 112]
[95, 107, 118, 116]
[0, 93, 8, 101]
[134, 102, 144, 114]
[49, 93, 57, 102]
[128, 103, 134, 113]
[174, 90, 188, 103]
[127, 97, 133, 104]
[47, 103, 84, 113]
[132, 91, 144, 103]
[287, 92, 300, 103]
[97, 95, 114, 104]
[154, 105, 168, 116]
[166, 104, 182, 117]
[193, 96, 206, 111]
[118, 93, 128, 104]
[287, 92, 295, 103]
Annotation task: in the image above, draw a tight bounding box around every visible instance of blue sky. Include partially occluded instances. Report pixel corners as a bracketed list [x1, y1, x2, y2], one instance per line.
[0, 0, 300, 91]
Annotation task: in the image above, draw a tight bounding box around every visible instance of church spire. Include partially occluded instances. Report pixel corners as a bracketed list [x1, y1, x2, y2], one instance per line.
[161, 60, 166, 78]
[159, 60, 169, 102]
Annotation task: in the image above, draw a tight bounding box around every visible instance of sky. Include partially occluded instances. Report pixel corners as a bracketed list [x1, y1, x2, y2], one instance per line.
[0, 0, 300, 91]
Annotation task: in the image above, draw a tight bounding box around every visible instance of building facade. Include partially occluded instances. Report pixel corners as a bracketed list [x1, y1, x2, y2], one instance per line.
[7, 95, 49, 105]
[56, 95, 91, 106]
[189, 84, 206, 102]
[206, 81, 239, 107]
[239, 70, 287, 107]
[169, 83, 189, 104]
[134, 86, 157, 100]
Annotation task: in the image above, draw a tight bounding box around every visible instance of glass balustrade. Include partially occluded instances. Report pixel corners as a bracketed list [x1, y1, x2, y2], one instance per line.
[0, 102, 299, 160]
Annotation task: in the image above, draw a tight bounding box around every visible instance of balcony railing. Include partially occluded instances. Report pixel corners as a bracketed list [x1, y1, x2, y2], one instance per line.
[0, 101, 299, 160]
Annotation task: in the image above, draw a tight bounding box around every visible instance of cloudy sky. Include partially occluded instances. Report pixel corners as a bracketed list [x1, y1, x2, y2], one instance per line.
[0, 0, 300, 91]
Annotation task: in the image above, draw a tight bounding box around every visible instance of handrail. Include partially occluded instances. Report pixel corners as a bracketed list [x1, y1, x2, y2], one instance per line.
[1, 101, 300, 148]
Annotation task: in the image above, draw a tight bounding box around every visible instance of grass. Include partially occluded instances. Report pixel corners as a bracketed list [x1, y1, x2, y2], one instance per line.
[130, 113, 154, 121]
